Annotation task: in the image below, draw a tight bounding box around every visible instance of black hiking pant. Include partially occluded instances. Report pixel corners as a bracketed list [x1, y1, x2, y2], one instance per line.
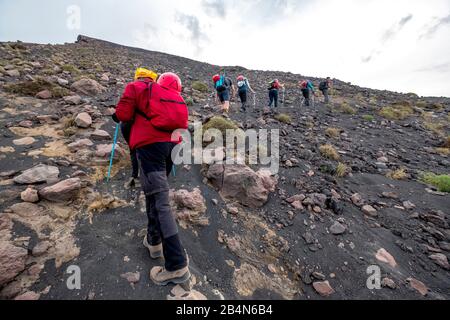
[137, 142, 187, 272]
[301, 89, 311, 106]
[121, 122, 139, 179]
[268, 89, 279, 108]
[239, 90, 248, 110]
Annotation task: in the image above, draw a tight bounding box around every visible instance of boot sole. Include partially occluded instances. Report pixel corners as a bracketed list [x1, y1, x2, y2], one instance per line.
[152, 270, 191, 286]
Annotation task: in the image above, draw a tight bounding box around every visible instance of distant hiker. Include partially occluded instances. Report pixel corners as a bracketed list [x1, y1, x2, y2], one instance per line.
[300, 80, 316, 107]
[236, 75, 255, 112]
[319, 77, 333, 104]
[112, 68, 158, 188]
[115, 70, 190, 286]
[212, 73, 235, 113]
[268, 79, 284, 109]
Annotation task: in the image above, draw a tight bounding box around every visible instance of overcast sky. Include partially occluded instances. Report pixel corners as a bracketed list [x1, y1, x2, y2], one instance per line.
[1, 0, 450, 97]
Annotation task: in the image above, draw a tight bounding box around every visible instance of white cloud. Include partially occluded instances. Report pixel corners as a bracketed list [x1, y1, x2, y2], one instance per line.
[1, 0, 450, 96]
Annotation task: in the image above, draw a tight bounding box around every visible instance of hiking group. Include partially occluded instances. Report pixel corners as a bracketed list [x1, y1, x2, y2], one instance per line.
[212, 72, 333, 113]
[111, 67, 333, 288]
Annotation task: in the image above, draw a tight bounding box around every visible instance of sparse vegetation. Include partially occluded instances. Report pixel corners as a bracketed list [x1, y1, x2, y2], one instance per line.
[339, 102, 357, 115]
[274, 113, 292, 124]
[362, 115, 375, 122]
[421, 112, 447, 137]
[379, 102, 414, 120]
[4, 77, 70, 98]
[192, 81, 209, 92]
[416, 100, 428, 109]
[436, 148, 450, 156]
[203, 116, 238, 137]
[185, 97, 194, 106]
[62, 64, 81, 75]
[335, 162, 348, 177]
[325, 127, 340, 138]
[419, 172, 450, 193]
[319, 144, 340, 160]
[386, 168, 407, 180]
[62, 116, 77, 137]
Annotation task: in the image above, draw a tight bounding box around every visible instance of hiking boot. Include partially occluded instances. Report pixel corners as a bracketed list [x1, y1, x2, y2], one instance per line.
[143, 235, 163, 259]
[124, 177, 136, 189]
[150, 265, 191, 286]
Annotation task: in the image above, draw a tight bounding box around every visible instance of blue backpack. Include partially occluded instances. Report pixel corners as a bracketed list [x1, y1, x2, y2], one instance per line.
[215, 75, 227, 93]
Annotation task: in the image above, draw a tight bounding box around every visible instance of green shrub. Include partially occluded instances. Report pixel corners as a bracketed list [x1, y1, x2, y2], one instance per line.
[192, 81, 209, 92]
[420, 172, 450, 192]
[362, 115, 375, 121]
[325, 127, 340, 138]
[335, 162, 348, 177]
[4, 77, 69, 98]
[62, 64, 80, 75]
[340, 102, 357, 115]
[185, 97, 194, 107]
[203, 116, 238, 136]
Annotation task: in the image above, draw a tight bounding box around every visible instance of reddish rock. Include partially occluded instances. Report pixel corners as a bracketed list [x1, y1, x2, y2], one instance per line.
[90, 129, 111, 141]
[71, 78, 106, 96]
[429, 253, 450, 270]
[407, 278, 428, 296]
[120, 272, 140, 284]
[32, 241, 52, 257]
[313, 281, 335, 297]
[375, 248, 397, 268]
[67, 139, 94, 152]
[362, 205, 378, 218]
[36, 89, 52, 99]
[0, 241, 28, 286]
[14, 291, 41, 300]
[75, 112, 92, 128]
[38, 178, 81, 202]
[21, 187, 39, 203]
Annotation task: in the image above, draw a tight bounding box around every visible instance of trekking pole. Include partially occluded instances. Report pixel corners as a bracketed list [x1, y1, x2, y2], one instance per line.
[106, 123, 120, 183]
[253, 92, 256, 108]
[282, 87, 286, 104]
[171, 165, 176, 177]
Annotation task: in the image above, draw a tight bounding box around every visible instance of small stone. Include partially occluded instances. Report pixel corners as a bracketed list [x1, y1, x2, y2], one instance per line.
[32, 241, 52, 257]
[407, 278, 428, 296]
[381, 192, 399, 199]
[38, 178, 81, 202]
[21, 187, 39, 203]
[13, 137, 36, 146]
[375, 248, 397, 268]
[14, 291, 40, 300]
[381, 278, 396, 289]
[377, 156, 389, 163]
[362, 205, 378, 218]
[330, 221, 346, 235]
[36, 89, 52, 99]
[351, 193, 363, 206]
[18, 120, 33, 128]
[313, 281, 335, 297]
[402, 201, 416, 210]
[268, 264, 277, 274]
[64, 95, 82, 105]
[211, 199, 218, 205]
[311, 272, 326, 281]
[120, 272, 140, 284]
[90, 129, 111, 141]
[227, 206, 239, 215]
[75, 112, 92, 128]
[57, 78, 69, 86]
[429, 253, 450, 270]
[6, 69, 20, 77]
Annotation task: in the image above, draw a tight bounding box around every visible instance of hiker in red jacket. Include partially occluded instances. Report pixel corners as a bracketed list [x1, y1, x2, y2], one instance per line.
[114, 70, 190, 286]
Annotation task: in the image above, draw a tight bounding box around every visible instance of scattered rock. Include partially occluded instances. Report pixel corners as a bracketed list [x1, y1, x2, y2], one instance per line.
[330, 221, 346, 235]
[75, 112, 92, 128]
[21, 187, 39, 203]
[429, 253, 450, 270]
[68, 139, 94, 152]
[14, 165, 59, 184]
[362, 205, 378, 218]
[407, 278, 428, 296]
[375, 248, 397, 268]
[90, 129, 111, 141]
[313, 281, 335, 297]
[64, 95, 82, 105]
[14, 291, 41, 300]
[402, 201, 416, 210]
[351, 193, 363, 206]
[13, 137, 36, 146]
[120, 272, 140, 284]
[0, 241, 28, 286]
[36, 89, 52, 99]
[381, 278, 396, 289]
[38, 178, 82, 202]
[32, 241, 52, 257]
[71, 78, 106, 96]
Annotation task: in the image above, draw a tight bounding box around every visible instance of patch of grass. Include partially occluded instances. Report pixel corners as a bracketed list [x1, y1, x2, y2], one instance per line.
[419, 172, 450, 192]
[319, 144, 340, 160]
[362, 115, 375, 122]
[4, 77, 69, 98]
[386, 168, 407, 180]
[379, 103, 414, 120]
[62, 116, 77, 137]
[416, 100, 428, 109]
[339, 102, 357, 115]
[325, 127, 340, 138]
[444, 136, 450, 148]
[335, 162, 348, 178]
[436, 148, 450, 156]
[274, 113, 292, 124]
[422, 112, 447, 136]
[62, 64, 80, 75]
[430, 103, 444, 111]
[42, 68, 57, 75]
[192, 81, 209, 92]
[185, 97, 194, 107]
[203, 116, 238, 137]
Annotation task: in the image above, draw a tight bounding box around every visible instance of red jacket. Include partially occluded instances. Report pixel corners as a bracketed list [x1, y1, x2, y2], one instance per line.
[115, 79, 182, 150]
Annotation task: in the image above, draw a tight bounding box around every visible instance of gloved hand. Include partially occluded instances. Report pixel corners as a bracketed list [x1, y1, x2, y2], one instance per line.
[112, 113, 120, 123]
